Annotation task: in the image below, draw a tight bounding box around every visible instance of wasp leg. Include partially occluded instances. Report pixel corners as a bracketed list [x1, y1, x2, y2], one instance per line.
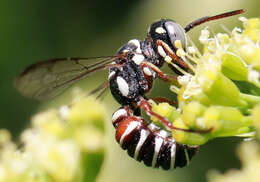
[137, 96, 211, 134]
[140, 61, 177, 82]
[156, 40, 189, 70]
[150, 97, 177, 106]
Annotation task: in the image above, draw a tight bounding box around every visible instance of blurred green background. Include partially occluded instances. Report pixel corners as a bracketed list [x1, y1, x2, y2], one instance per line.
[0, 0, 259, 181]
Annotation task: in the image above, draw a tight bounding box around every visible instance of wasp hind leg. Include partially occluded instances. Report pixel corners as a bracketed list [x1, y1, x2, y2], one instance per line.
[137, 96, 211, 134]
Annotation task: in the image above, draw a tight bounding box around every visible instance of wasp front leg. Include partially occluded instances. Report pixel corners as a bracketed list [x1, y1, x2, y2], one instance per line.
[140, 61, 177, 83]
[156, 40, 191, 75]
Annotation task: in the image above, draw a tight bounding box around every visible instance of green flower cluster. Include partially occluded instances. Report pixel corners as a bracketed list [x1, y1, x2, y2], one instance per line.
[151, 17, 260, 145]
[0, 94, 106, 182]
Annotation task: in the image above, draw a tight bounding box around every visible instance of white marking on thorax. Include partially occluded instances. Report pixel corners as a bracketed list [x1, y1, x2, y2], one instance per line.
[128, 39, 140, 47]
[132, 54, 145, 65]
[128, 39, 142, 54]
[143, 67, 153, 76]
[112, 108, 127, 123]
[155, 27, 166, 34]
[134, 129, 150, 159]
[157, 46, 167, 57]
[170, 142, 176, 169]
[122, 49, 130, 53]
[152, 137, 164, 167]
[119, 121, 139, 146]
[108, 71, 116, 80]
[116, 76, 129, 96]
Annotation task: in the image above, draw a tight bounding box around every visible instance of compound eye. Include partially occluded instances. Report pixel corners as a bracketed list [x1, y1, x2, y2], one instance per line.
[164, 21, 186, 50]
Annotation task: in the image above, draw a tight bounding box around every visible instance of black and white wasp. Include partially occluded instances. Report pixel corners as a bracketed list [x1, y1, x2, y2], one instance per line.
[15, 9, 245, 170]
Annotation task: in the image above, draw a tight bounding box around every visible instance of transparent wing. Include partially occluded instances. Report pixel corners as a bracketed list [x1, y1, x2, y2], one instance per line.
[88, 80, 110, 96]
[88, 80, 110, 100]
[15, 56, 117, 100]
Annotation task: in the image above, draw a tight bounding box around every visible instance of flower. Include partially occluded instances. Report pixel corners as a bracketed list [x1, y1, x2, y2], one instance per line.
[150, 17, 260, 146]
[0, 92, 106, 182]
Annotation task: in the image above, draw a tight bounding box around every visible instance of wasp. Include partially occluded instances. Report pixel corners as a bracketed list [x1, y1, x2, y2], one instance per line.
[15, 9, 245, 170]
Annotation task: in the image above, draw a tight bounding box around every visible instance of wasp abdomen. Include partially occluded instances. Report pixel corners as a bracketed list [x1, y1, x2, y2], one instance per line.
[112, 106, 198, 170]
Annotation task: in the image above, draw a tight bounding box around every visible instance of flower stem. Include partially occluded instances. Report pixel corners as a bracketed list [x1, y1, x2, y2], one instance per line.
[240, 93, 260, 106]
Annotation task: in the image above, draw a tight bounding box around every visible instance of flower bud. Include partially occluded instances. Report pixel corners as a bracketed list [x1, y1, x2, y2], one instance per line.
[151, 102, 180, 126]
[203, 106, 252, 136]
[172, 118, 210, 145]
[68, 97, 105, 131]
[202, 70, 241, 106]
[221, 53, 248, 81]
[181, 101, 206, 129]
[243, 18, 260, 42]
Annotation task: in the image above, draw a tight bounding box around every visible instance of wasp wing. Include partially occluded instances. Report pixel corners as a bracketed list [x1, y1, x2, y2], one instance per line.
[15, 56, 117, 100]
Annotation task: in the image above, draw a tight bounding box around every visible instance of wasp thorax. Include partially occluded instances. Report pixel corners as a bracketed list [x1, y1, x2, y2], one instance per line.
[148, 19, 187, 53]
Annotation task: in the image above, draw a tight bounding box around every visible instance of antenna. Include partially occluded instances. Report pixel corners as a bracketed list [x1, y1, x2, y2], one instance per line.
[184, 9, 245, 32]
